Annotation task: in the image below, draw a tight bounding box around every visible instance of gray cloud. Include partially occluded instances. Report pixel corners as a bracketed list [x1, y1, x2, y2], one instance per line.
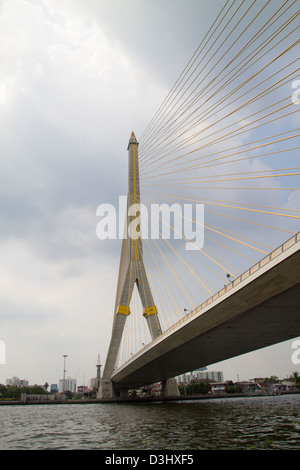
[0, 0, 299, 386]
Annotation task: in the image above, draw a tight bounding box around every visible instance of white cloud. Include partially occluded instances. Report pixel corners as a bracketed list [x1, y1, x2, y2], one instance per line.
[0, 0, 299, 387]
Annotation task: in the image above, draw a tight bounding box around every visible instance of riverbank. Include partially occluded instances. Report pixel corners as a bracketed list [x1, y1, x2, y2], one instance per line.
[0, 390, 299, 405]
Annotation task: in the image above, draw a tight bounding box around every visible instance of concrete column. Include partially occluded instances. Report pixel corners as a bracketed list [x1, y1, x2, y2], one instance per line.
[162, 378, 180, 397]
[98, 132, 163, 399]
[98, 379, 115, 399]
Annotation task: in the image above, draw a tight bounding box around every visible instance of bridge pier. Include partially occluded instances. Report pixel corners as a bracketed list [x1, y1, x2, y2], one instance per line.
[98, 133, 185, 400]
[98, 378, 180, 400]
[162, 378, 180, 397]
[98, 379, 115, 399]
[97, 379, 130, 399]
[98, 132, 167, 400]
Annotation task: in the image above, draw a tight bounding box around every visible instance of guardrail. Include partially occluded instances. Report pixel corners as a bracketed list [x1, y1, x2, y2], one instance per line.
[161, 231, 300, 336]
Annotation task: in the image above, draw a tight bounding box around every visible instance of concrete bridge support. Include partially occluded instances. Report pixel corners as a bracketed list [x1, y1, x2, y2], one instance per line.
[162, 378, 180, 397]
[98, 132, 177, 400]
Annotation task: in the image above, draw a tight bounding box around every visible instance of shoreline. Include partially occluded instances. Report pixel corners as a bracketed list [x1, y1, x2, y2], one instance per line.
[0, 390, 299, 406]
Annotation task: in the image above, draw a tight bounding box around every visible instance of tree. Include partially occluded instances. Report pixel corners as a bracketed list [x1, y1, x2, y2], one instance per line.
[5, 385, 21, 399]
[25, 385, 48, 395]
[185, 380, 211, 395]
[0, 384, 8, 398]
[65, 390, 74, 399]
[289, 371, 300, 387]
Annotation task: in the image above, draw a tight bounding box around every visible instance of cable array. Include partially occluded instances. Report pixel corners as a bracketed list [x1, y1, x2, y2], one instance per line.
[117, 0, 300, 365]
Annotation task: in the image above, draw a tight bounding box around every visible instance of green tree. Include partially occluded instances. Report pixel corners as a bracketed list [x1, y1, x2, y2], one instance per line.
[0, 384, 7, 398]
[225, 381, 241, 394]
[289, 371, 300, 387]
[0, 384, 50, 399]
[186, 380, 211, 395]
[5, 385, 21, 399]
[28, 385, 48, 395]
[65, 390, 74, 399]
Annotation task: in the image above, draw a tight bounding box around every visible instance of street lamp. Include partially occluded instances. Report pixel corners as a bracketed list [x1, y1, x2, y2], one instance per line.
[62, 355, 68, 393]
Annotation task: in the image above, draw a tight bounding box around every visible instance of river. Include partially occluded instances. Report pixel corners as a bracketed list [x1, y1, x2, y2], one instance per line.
[0, 394, 299, 450]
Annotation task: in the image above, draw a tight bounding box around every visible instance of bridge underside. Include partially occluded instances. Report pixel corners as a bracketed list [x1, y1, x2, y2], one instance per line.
[111, 248, 300, 391]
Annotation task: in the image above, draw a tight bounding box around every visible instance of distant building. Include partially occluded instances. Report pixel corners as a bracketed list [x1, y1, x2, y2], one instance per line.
[50, 384, 58, 393]
[236, 381, 261, 393]
[59, 378, 77, 393]
[176, 372, 193, 384]
[194, 370, 224, 382]
[90, 377, 99, 390]
[6, 377, 29, 387]
[150, 383, 162, 396]
[176, 370, 223, 384]
[281, 380, 295, 389]
[210, 382, 227, 395]
[250, 377, 267, 384]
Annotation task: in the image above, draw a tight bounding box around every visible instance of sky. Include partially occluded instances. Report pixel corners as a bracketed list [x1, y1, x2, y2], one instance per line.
[0, 0, 299, 388]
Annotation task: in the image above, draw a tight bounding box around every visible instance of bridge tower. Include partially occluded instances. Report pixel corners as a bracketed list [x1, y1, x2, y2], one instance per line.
[98, 132, 178, 398]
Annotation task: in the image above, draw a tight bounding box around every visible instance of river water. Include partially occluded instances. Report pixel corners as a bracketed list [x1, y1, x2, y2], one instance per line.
[0, 395, 299, 450]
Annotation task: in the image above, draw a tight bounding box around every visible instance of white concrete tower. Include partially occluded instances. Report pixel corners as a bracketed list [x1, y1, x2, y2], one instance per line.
[98, 132, 162, 398]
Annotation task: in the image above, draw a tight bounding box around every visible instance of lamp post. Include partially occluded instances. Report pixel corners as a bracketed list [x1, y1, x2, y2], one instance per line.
[62, 354, 68, 393]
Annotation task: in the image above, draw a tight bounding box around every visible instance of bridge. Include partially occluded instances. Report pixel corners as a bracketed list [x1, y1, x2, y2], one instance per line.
[110, 232, 300, 393]
[97, 1, 300, 399]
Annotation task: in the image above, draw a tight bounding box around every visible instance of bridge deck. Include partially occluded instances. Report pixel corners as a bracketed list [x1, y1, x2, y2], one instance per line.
[111, 233, 300, 389]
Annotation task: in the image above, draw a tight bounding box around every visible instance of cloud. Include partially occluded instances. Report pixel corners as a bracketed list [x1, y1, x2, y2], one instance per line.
[0, 0, 299, 386]
[0, 0, 163, 383]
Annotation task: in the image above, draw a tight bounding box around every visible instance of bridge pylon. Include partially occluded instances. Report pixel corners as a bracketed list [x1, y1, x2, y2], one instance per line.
[98, 132, 178, 399]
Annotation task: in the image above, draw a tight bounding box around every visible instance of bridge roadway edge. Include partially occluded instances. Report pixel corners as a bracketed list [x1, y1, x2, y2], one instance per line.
[111, 234, 300, 390]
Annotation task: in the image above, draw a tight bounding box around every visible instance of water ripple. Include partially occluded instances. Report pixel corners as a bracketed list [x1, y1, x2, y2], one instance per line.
[0, 395, 299, 450]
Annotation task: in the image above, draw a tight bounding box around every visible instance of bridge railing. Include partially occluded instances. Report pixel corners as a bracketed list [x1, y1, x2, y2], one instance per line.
[160, 232, 300, 337]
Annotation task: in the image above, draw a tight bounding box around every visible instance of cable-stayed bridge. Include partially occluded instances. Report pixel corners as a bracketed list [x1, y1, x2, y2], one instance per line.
[97, 1, 300, 399]
[109, 232, 300, 394]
